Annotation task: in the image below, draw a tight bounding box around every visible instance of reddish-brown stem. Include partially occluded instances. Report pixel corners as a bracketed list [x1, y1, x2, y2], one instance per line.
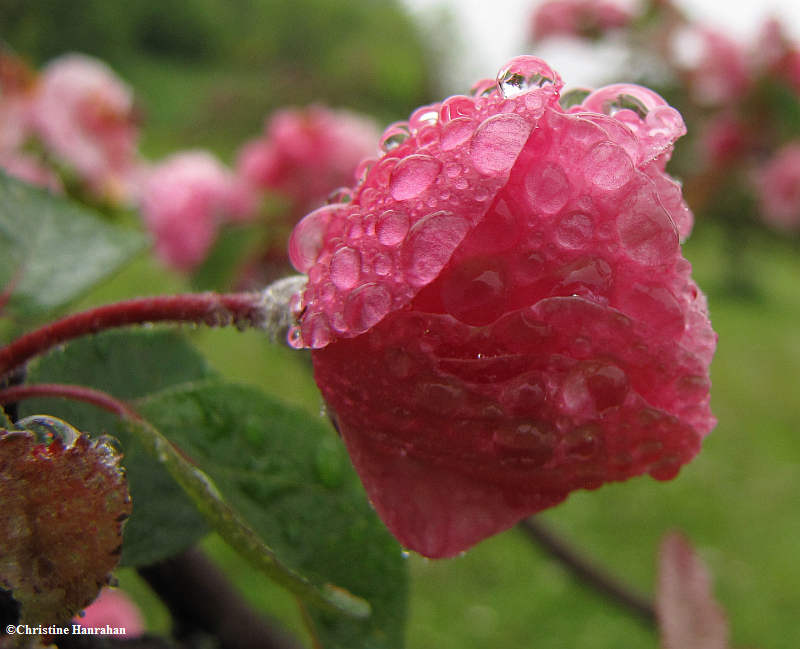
[0, 382, 139, 420]
[0, 292, 268, 379]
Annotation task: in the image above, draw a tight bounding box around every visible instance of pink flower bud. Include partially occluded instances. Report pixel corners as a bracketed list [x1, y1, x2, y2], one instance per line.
[140, 151, 248, 271]
[755, 142, 800, 230]
[75, 588, 144, 637]
[31, 54, 140, 202]
[289, 56, 716, 558]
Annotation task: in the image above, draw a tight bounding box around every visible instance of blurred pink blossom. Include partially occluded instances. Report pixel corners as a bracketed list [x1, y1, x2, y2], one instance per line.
[74, 588, 144, 637]
[140, 151, 253, 271]
[0, 153, 63, 193]
[700, 113, 747, 168]
[530, 0, 632, 41]
[755, 142, 800, 230]
[0, 50, 36, 154]
[237, 105, 379, 218]
[31, 53, 140, 202]
[676, 27, 751, 106]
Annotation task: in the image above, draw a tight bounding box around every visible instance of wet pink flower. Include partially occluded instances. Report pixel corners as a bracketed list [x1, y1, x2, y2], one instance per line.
[75, 588, 144, 637]
[31, 53, 140, 201]
[140, 151, 251, 271]
[237, 105, 379, 217]
[288, 56, 716, 558]
[755, 142, 800, 230]
[530, 0, 632, 41]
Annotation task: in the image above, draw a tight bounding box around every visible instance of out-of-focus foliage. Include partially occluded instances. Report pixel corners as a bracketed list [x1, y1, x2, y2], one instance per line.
[1, 0, 433, 133]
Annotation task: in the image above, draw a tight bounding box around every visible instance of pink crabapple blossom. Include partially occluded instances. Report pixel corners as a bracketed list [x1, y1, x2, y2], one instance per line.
[31, 53, 141, 202]
[530, 0, 632, 41]
[237, 105, 380, 219]
[288, 55, 717, 558]
[755, 142, 800, 231]
[140, 150, 254, 272]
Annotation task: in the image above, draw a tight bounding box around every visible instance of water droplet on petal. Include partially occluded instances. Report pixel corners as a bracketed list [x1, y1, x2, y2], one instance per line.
[376, 209, 410, 245]
[343, 283, 391, 333]
[493, 421, 554, 466]
[288, 204, 338, 272]
[470, 78, 497, 97]
[305, 313, 332, 348]
[390, 155, 441, 200]
[330, 246, 361, 289]
[409, 105, 440, 131]
[401, 211, 470, 286]
[471, 113, 531, 176]
[585, 141, 634, 190]
[380, 122, 412, 152]
[564, 425, 602, 460]
[440, 257, 508, 326]
[440, 95, 476, 122]
[441, 117, 475, 151]
[288, 325, 305, 349]
[326, 186, 352, 204]
[524, 161, 570, 214]
[496, 55, 557, 98]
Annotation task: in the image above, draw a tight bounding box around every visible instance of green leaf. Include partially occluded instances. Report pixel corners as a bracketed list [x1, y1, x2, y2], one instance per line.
[137, 381, 408, 649]
[0, 171, 147, 319]
[18, 329, 214, 566]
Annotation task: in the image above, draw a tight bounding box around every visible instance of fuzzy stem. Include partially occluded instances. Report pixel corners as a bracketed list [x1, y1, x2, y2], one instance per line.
[0, 381, 370, 621]
[518, 517, 656, 626]
[0, 276, 307, 380]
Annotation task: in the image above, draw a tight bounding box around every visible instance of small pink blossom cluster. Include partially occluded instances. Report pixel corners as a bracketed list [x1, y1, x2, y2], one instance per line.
[530, 0, 633, 41]
[237, 105, 380, 219]
[289, 56, 716, 557]
[139, 151, 254, 271]
[0, 51, 142, 201]
[531, 1, 800, 234]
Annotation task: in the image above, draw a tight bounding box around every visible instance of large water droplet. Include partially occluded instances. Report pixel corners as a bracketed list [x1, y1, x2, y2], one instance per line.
[305, 313, 332, 348]
[585, 141, 634, 190]
[619, 283, 685, 337]
[380, 122, 412, 152]
[343, 283, 391, 333]
[390, 154, 441, 200]
[470, 113, 531, 176]
[470, 78, 497, 97]
[524, 161, 570, 214]
[441, 117, 474, 151]
[401, 211, 470, 286]
[440, 257, 509, 326]
[564, 425, 602, 461]
[560, 362, 628, 418]
[493, 421, 554, 466]
[409, 104, 440, 132]
[288, 204, 337, 272]
[496, 55, 557, 98]
[376, 209, 410, 245]
[330, 246, 361, 289]
[440, 95, 476, 122]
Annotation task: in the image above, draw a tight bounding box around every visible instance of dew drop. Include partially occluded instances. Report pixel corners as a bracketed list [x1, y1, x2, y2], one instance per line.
[441, 117, 474, 151]
[326, 186, 352, 204]
[401, 211, 470, 286]
[343, 283, 391, 333]
[470, 78, 497, 97]
[409, 105, 440, 131]
[288, 204, 337, 272]
[305, 313, 332, 348]
[493, 422, 554, 465]
[496, 55, 557, 98]
[330, 246, 361, 290]
[524, 161, 570, 214]
[380, 122, 412, 152]
[287, 325, 305, 349]
[470, 113, 531, 176]
[390, 154, 441, 200]
[376, 209, 410, 246]
[373, 252, 393, 276]
[564, 425, 601, 460]
[585, 141, 634, 190]
[445, 162, 462, 178]
[440, 95, 476, 122]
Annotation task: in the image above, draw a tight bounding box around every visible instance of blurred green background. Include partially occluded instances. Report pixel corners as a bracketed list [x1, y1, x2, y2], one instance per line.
[3, 1, 800, 648]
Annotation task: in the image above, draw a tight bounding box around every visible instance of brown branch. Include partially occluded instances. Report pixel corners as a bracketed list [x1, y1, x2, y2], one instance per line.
[518, 517, 656, 627]
[0, 292, 269, 379]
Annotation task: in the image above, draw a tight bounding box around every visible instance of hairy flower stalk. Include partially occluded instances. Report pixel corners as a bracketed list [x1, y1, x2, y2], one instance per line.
[287, 56, 717, 558]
